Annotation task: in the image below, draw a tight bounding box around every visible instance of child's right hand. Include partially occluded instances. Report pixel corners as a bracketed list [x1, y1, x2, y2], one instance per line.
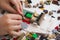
[0, 13, 23, 36]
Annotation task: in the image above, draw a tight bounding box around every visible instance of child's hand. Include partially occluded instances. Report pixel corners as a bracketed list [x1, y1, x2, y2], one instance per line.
[0, 0, 23, 15]
[0, 13, 23, 36]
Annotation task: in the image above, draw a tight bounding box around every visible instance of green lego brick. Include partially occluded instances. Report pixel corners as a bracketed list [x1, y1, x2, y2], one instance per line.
[32, 33, 38, 39]
[25, 12, 33, 18]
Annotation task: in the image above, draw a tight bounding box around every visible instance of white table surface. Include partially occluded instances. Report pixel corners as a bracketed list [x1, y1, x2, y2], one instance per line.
[23, 0, 60, 34]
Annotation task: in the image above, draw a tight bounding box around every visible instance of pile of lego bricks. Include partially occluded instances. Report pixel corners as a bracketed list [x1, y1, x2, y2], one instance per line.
[23, 0, 60, 8]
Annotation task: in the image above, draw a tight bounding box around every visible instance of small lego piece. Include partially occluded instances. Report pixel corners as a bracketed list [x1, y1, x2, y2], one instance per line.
[43, 10, 48, 13]
[57, 10, 60, 13]
[33, 5, 37, 8]
[17, 33, 25, 40]
[44, 0, 51, 5]
[48, 34, 56, 39]
[39, 35, 48, 40]
[31, 15, 37, 23]
[57, 17, 60, 20]
[33, 12, 39, 18]
[32, 33, 38, 39]
[52, 0, 59, 5]
[51, 16, 55, 18]
[56, 34, 60, 40]
[40, 1, 44, 5]
[24, 0, 32, 8]
[22, 19, 30, 24]
[55, 26, 59, 30]
[25, 12, 33, 19]
[36, 13, 45, 25]
[38, 5, 44, 9]
[49, 11, 53, 16]
[27, 0, 32, 4]
[21, 22, 28, 29]
[24, 18, 31, 22]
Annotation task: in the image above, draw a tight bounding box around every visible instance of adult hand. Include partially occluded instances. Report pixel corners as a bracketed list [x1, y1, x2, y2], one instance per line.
[0, 0, 23, 15]
[0, 13, 23, 36]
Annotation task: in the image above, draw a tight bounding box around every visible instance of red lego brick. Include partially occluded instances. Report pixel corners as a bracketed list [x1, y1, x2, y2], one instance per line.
[55, 26, 58, 30]
[2, 38, 7, 40]
[13, 38, 17, 40]
[25, 18, 31, 22]
[22, 19, 30, 24]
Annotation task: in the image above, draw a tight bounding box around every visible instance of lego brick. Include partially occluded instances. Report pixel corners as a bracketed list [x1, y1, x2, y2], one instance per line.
[21, 22, 28, 29]
[25, 12, 33, 18]
[52, 0, 59, 5]
[57, 17, 60, 20]
[24, 18, 31, 22]
[51, 16, 55, 18]
[27, 0, 32, 4]
[49, 11, 53, 15]
[57, 10, 60, 13]
[36, 13, 44, 25]
[22, 19, 30, 24]
[31, 15, 37, 22]
[43, 10, 48, 13]
[32, 33, 38, 39]
[38, 5, 44, 8]
[33, 13, 39, 18]
[39, 35, 48, 40]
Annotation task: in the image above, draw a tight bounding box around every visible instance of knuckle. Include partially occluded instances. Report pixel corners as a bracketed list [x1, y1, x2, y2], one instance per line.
[6, 19, 11, 25]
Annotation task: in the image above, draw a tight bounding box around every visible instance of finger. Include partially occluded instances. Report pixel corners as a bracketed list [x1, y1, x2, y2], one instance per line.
[9, 31, 24, 36]
[18, 0, 23, 12]
[7, 14, 22, 20]
[9, 25, 21, 31]
[17, 0, 23, 16]
[8, 20, 22, 25]
[0, 2, 17, 14]
[10, 0, 23, 16]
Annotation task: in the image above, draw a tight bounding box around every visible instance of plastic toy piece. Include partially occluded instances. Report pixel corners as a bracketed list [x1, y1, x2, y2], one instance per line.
[13, 38, 17, 40]
[33, 12, 39, 18]
[56, 34, 60, 40]
[17, 33, 25, 40]
[24, 18, 31, 22]
[27, 0, 32, 4]
[32, 33, 38, 39]
[57, 10, 60, 13]
[43, 10, 48, 13]
[52, 0, 59, 5]
[38, 5, 44, 9]
[36, 13, 45, 25]
[39, 35, 48, 40]
[22, 19, 30, 24]
[49, 11, 53, 16]
[58, 17, 60, 20]
[44, 0, 51, 5]
[51, 16, 55, 18]
[25, 12, 33, 19]
[31, 15, 37, 23]
[55, 26, 59, 30]
[21, 22, 28, 29]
